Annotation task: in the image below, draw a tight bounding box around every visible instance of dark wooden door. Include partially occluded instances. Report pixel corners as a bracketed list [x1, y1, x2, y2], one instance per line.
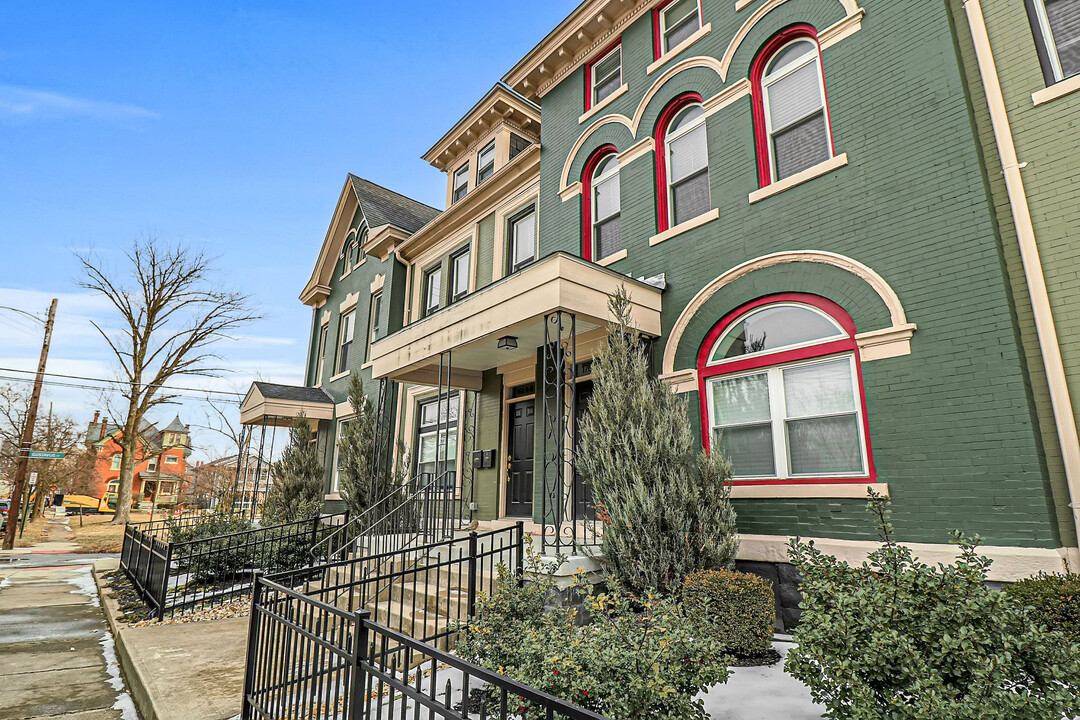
[573, 380, 597, 520]
[506, 401, 535, 517]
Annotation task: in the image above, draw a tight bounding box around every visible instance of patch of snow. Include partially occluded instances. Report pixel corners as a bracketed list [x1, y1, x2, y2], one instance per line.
[99, 631, 139, 720]
[64, 566, 101, 607]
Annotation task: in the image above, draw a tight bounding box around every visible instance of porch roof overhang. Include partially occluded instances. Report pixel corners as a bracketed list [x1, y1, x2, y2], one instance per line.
[369, 252, 664, 389]
[240, 382, 336, 427]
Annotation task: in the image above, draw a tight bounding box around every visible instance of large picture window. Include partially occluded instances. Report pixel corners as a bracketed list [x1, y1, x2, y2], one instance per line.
[1029, 0, 1080, 83]
[697, 295, 873, 483]
[415, 394, 459, 486]
[752, 27, 834, 185]
[582, 147, 621, 262]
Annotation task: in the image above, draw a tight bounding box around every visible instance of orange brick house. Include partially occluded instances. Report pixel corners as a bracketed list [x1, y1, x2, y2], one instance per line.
[85, 412, 192, 510]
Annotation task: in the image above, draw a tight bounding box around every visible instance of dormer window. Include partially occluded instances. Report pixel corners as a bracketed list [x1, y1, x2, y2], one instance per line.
[657, 0, 702, 57]
[588, 43, 623, 108]
[477, 141, 496, 185]
[452, 164, 469, 203]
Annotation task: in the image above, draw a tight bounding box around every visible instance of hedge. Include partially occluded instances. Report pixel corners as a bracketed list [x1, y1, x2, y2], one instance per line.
[1004, 571, 1080, 645]
[682, 569, 775, 658]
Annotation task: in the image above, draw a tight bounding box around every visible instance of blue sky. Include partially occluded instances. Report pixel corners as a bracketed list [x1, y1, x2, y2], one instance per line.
[0, 0, 577, 459]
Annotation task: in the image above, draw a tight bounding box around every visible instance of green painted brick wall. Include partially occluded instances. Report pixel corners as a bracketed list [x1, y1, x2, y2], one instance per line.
[530, 0, 1062, 547]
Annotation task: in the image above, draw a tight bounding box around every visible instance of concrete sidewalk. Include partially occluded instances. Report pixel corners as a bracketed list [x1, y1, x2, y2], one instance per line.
[0, 512, 137, 720]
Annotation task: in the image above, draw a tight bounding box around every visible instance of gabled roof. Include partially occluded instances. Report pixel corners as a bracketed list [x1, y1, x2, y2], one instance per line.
[348, 175, 440, 234]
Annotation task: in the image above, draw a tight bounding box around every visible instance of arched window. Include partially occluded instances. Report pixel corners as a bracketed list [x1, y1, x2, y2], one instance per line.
[697, 294, 873, 483]
[581, 145, 621, 262]
[655, 93, 710, 233]
[752, 27, 834, 186]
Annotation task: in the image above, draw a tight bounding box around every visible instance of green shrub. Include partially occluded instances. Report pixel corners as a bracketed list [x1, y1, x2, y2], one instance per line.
[169, 514, 254, 585]
[1005, 570, 1080, 645]
[682, 569, 775, 658]
[787, 490, 1080, 720]
[261, 415, 323, 524]
[457, 544, 729, 720]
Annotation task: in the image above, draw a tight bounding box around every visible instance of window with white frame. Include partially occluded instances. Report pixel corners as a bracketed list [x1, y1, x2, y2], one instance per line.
[332, 419, 352, 493]
[367, 291, 382, 361]
[342, 231, 358, 274]
[165, 456, 178, 464]
[590, 44, 623, 107]
[759, 37, 833, 182]
[452, 163, 469, 203]
[665, 104, 710, 226]
[448, 246, 471, 304]
[590, 154, 621, 260]
[659, 0, 702, 55]
[1030, 0, 1080, 82]
[315, 324, 328, 386]
[415, 394, 459, 485]
[422, 265, 442, 318]
[110, 454, 121, 471]
[701, 299, 870, 481]
[507, 205, 537, 274]
[337, 310, 355, 374]
[147, 457, 158, 472]
[477, 141, 496, 185]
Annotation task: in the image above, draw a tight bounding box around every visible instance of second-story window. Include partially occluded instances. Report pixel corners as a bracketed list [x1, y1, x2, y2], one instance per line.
[423, 265, 442, 317]
[477, 141, 496, 185]
[508, 205, 537, 274]
[367, 291, 382, 361]
[589, 44, 623, 108]
[664, 102, 710, 227]
[448, 246, 471, 304]
[111, 454, 121, 471]
[584, 150, 621, 261]
[452, 164, 469, 203]
[337, 310, 355, 374]
[1030, 0, 1080, 82]
[315, 325, 328, 385]
[657, 0, 702, 57]
[148, 457, 158, 472]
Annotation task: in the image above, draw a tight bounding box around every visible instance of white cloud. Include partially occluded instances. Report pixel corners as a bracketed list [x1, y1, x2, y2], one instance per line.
[0, 84, 159, 123]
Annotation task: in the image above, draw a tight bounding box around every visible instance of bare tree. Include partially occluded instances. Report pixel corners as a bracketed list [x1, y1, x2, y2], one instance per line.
[78, 237, 259, 524]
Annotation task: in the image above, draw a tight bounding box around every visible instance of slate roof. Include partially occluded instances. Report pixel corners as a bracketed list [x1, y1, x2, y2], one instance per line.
[163, 415, 188, 434]
[348, 175, 440, 234]
[254, 382, 335, 404]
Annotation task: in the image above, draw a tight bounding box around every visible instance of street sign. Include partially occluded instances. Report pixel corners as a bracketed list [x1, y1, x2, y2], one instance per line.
[27, 451, 64, 460]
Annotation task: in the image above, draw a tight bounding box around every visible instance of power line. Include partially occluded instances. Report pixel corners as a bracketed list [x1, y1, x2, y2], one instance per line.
[0, 367, 247, 399]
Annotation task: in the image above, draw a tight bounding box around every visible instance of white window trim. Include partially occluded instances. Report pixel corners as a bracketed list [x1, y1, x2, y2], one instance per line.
[452, 163, 470, 203]
[591, 156, 621, 261]
[337, 310, 356, 375]
[660, 0, 704, 56]
[761, 38, 835, 184]
[164, 456, 179, 464]
[665, 104, 710, 229]
[706, 302, 847, 367]
[507, 204, 539, 274]
[706, 354, 869, 481]
[315, 325, 329, 386]
[448, 246, 472, 304]
[366, 290, 382, 363]
[422, 265, 442, 317]
[331, 417, 353, 493]
[477, 141, 497, 185]
[1032, 0, 1070, 82]
[591, 44, 623, 108]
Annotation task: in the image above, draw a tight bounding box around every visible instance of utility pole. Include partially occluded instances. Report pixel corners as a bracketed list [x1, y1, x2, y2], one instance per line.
[4, 298, 57, 550]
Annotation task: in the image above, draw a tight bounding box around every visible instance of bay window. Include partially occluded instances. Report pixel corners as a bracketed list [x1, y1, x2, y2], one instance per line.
[698, 296, 872, 482]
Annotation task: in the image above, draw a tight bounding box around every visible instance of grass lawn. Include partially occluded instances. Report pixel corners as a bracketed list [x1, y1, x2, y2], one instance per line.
[15, 509, 155, 553]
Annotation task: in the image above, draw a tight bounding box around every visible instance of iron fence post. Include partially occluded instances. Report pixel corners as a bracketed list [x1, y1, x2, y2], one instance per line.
[515, 521, 526, 588]
[467, 531, 478, 619]
[348, 609, 371, 720]
[157, 540, 173, 621]
[241, 571, 264, 720]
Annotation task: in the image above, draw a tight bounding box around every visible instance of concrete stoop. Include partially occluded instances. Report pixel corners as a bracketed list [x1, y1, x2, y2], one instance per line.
[93, 561, 248, 720]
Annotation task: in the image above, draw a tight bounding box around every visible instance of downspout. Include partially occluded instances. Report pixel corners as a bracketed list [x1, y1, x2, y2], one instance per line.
[964, 0, 1080, 556]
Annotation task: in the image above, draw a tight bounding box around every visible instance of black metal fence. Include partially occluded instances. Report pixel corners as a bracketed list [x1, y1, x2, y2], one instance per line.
[243, 557, 607, 719]
[121, 513, 347, 619]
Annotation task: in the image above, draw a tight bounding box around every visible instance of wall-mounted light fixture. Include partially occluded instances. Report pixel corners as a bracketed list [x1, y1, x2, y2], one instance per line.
[497, 335, 519, 350]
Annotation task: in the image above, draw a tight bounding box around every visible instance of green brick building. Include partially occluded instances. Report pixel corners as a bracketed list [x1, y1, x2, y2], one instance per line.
[240, 0, 1080, 622]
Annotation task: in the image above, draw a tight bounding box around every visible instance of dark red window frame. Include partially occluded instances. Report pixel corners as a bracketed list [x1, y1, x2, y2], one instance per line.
[584, 39, 623, 112]
[696, 292, 876, 485]
[749, 24, 835, 188]
[653, 91, 704, 234]
[652, 0, 704, 61]
[581, 144, 619, 262]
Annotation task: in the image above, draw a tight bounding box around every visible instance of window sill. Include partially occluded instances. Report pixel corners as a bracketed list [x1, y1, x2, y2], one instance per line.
[328, 370, 351, 383]
[596, 248, 628, 267]
[730, 482, 886, 500]
[360, 361, 374, 370]
[579, 83, 629, 124]
[338, 257, 367, 282]
[748, 153, 848, 204]
[1032, 74, 1080, 106]
[324, 492, 342, 501]
[647, 23, 712, 75]
[649, 208, 719, 246]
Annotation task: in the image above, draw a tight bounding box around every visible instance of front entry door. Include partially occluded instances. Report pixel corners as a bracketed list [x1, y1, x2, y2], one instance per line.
[506, 400, 535, 517]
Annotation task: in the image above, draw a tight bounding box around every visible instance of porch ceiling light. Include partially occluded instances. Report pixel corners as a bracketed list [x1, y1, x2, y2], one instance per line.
[497, 335, 519, 350]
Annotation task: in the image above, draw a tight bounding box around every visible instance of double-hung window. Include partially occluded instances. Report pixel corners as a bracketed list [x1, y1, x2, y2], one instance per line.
[589, 44, 623, 108]
[699, 296, 871, 482]
[448, 246, 470, 304]
[315, 325, 328, 386]
[477, 141, 496, 185]
[366, 291, 382, 361]
[664, 103, 710, 227]
[422, 266, 442, 318]
[756, 35, 833, 183]
[452, 164, 469, 203]
[415, 394, 459, 486]
[1029, 0, 1080, 82]
[337, 310, 355, 374]
[589, 153, 621, 260]
[657, 0, 702, 56]
[507, 205, 537, 274]
[111, 454, 121, 471]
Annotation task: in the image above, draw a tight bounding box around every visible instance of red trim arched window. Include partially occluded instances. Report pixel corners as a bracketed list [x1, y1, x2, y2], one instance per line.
[697, 293, 875, 485]
[654, 91, 708, 234]
[581, 144, 620, 262]
[750, 25, 835, 187]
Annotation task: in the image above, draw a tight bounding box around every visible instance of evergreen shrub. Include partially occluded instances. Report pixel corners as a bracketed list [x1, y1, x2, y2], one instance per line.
[1005, 571, 1080, 645]
[682, 569, 775, 658]
[787, 491, 1080, 720]
[169, 513, 254, 584]
[261, 414, 323, 524]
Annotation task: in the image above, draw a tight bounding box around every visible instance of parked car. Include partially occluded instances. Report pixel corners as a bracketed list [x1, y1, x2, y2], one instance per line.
[0, 498, 10, 531]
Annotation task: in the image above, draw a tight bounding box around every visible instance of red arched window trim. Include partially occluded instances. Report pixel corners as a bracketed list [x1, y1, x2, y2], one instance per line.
[654, 91, 704, 234]
[581, 144, 619, 262]
[695, 292, 876, 485]
[750, 24, 834, 188]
